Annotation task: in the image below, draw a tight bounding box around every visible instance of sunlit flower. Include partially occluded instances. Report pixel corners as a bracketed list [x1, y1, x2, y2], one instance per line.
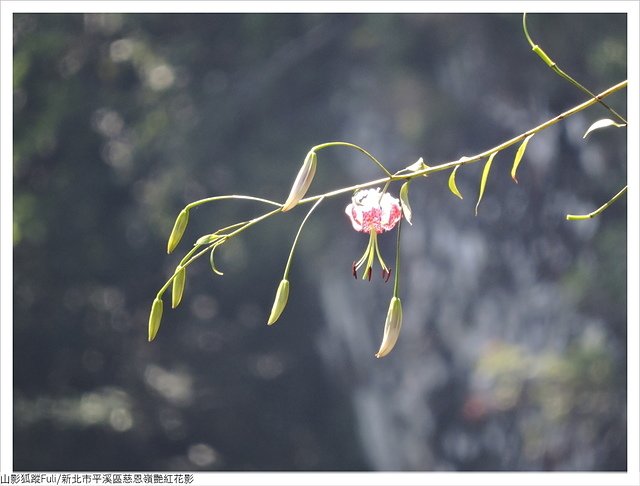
[345, 188, 402, 280]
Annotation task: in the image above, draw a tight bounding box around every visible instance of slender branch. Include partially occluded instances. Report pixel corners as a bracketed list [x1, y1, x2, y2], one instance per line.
[156, 81, 627, 296]
[566, 185, 628, 220]
[393, 218, 402, 298]
[522, 13, 627, 124]
[152, 78, 628, 342]
[186, 194, 282, 211]
[157, 206, 282, 298]
[296, 80, 627, 205]
[168, 80, 627, 270]
[283, 196, 325, 278]
[312, 141, 392, 176]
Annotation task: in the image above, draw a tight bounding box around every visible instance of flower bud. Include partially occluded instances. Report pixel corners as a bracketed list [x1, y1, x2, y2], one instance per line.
[375, 297, 403, 358]
[167, 209, 189, 254]
[148, 297, 164, 342]
[281, 151, 317, 212]
[267, 279, 290, 325]
[171, 266, 186, 309]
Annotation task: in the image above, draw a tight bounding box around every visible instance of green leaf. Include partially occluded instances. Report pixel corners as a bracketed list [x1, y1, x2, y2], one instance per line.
[448, 165, 463, 199]
[583, 118, 626, 139]
[399, 181, 413, 225]
[171, 266, 186, 309]
[475, 152, 497, 216]
[511, 134, 534, 183]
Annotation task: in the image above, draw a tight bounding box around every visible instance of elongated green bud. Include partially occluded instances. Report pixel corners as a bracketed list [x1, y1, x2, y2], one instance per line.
[167, 209, 189, 254]
[281, 151, 317, 212]
[267, 279, 290, 325]
[375, 297, 403, 358]
[148, 297, 164, 342]
[171, 266, 186, 309]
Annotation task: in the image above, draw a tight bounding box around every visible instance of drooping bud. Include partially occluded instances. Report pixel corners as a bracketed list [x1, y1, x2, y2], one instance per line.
[267, 279, 290, 325]
[281, 151, 317, 212]
[171, 266, 186, 309]
[148, 297, 164, 342]
[375, 297, 403, 358]
[167, 209, 189, 254]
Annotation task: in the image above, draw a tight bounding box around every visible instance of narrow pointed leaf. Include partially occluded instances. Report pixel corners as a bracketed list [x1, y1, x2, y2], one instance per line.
[448, 165, 463, 199]
[511, 134, 534, 183]
[171, 266, 186, 309]
[148, 297, 163, 342]
[475, 152, 498, 216]
[583, 118, 626, 139]
[399, 181, 413, 225]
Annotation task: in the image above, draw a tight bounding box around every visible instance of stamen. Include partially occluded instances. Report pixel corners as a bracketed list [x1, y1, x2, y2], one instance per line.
[373, 233, 389, 273]
[362, 228, 377, 280]
[383, 268, 392, 283]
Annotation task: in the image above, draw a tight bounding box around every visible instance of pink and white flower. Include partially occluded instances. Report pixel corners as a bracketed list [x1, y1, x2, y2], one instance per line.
[346, 188, 402, 234]
[345, 188, 402, 281]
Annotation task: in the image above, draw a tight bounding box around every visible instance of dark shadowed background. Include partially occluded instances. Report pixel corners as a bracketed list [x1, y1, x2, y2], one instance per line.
[13, 13, 627, 471]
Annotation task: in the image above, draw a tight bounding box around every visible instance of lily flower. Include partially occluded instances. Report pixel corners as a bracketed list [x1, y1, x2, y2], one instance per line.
[345, 188, 402, 280]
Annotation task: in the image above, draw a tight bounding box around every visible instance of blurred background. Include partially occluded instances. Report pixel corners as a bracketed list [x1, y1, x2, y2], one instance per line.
[13, 13, 627, 471]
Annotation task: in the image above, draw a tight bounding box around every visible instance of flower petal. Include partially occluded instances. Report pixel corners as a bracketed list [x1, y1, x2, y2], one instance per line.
[379, 193, 402, 232]
[346, 203, 364, 232]
[347, 188, 401, 233]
